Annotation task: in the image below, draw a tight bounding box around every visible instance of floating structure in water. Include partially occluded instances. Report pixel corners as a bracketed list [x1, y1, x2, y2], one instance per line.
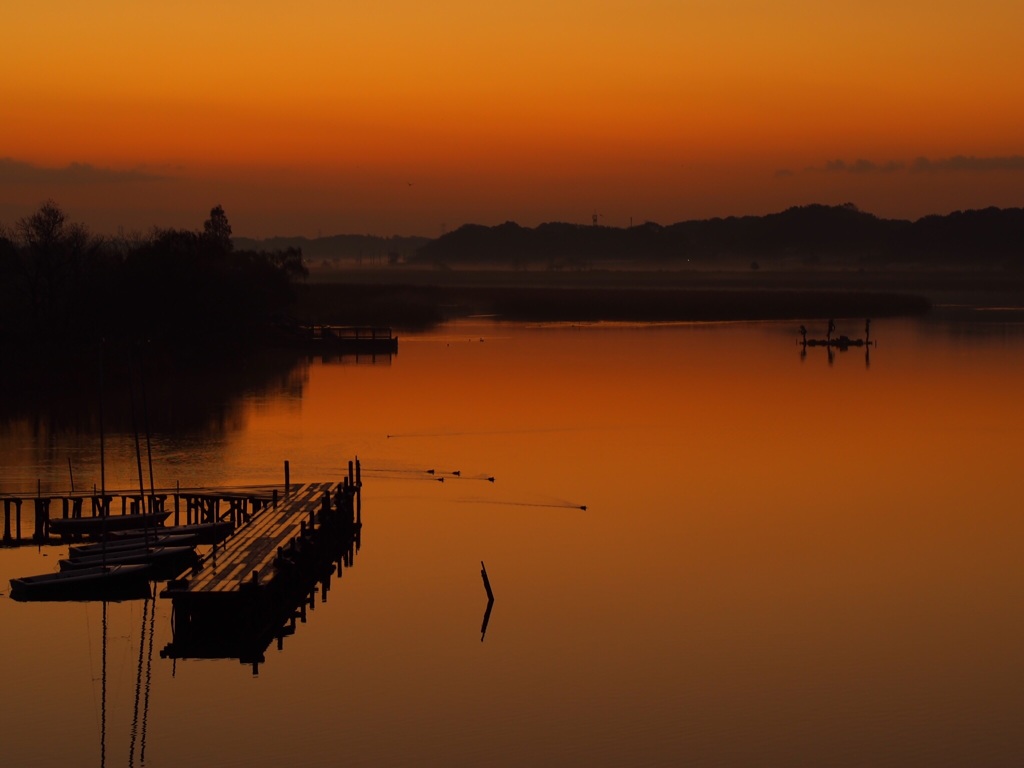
[7, 460, 363, 614]
[47, 510, 172, 539]
[799, 318, 876, 351]
[1, 485, 284, 547]
[292, 325, 398, 355]
[9, 564, 154, 602]
[161, 471, 362, 673]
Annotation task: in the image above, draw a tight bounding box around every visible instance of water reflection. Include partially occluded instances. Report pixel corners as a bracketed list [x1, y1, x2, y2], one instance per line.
[0, 347, 403, 500]
[308, 350, 395, 366]
[0, 350, 309, 435]
[4, 319, 1024, 767]
[161, 525, 361, 675]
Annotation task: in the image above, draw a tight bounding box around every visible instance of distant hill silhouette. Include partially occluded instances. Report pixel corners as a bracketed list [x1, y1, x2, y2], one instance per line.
[411, 204, 1024, 269]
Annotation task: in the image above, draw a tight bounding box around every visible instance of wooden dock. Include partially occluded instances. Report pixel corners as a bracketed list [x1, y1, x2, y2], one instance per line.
[160, 472, 363, 671]
[2, 485, 281, 546]
[296, 325, 398, 354]
[182, 481, 347, 594]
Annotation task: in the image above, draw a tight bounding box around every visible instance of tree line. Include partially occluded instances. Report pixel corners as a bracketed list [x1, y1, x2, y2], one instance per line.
[0, 202, 306, 360]
[413, 204, 1024, 269]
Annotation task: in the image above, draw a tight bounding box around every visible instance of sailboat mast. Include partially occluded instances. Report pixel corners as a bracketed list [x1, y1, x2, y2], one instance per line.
[98, 342, 105, 501]
[139, 350, 156, 503]
[129, 365, 146, 502]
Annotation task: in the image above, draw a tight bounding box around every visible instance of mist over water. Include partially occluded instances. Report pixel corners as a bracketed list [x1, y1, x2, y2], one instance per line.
[2, 317, 1023, 767]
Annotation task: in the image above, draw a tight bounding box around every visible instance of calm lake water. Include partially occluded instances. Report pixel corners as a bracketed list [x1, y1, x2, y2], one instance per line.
[2, 316, 1024, 767]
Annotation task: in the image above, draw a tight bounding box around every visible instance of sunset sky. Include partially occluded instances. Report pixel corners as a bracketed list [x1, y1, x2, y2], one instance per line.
[2, 1, 1023, 237]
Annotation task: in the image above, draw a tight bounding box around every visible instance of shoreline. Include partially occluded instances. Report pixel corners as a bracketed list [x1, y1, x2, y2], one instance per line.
[292, 266, 1024, 328]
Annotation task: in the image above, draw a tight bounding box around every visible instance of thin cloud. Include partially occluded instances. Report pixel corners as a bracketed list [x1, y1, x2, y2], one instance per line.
[822, 159, 904, 174]
[910, 155, 1024, 172]
[0, 158, 164, 184]
[783, 155, 1024, 178]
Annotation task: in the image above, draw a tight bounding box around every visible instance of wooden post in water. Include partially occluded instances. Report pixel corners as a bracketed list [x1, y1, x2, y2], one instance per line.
[34, 497, 50, 543]
[3, 498, 11, 543]
[480, 561, 494, 601]
[17, 489, 29, 541]
[348, 460, 354, 486]
[284, 460, 290, 497]
[174, 481, 180, 526]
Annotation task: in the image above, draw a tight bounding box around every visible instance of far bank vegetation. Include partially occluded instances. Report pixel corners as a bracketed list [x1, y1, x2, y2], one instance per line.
[0, 202, 306, 358]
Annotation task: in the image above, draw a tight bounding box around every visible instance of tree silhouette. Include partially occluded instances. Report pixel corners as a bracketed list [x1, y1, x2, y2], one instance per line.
[202, 204, 233, 255]
[0, 202, 306, 358]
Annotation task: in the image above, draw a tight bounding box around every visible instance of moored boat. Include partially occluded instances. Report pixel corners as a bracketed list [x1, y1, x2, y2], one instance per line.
[69, 533, 198, 560]
[9, 564, 152, 602]
[59, 545, 198, 572]
[107, 520, 234, 545]
[47, 511, 171, 538]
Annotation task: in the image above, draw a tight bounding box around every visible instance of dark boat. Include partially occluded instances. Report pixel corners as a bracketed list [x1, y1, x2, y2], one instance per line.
[47, 511, 171, 538]
[9, 564, 153, 602]
[69, 533, 198, 560]
[59, 545, 198, 572]
[107, 520, 234, 545]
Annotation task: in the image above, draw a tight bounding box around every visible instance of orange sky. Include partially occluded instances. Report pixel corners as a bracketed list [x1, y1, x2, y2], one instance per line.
[2, 1, 1023, 236]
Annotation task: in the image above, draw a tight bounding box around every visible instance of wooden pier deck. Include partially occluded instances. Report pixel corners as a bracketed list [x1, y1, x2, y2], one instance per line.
[186, 481, 339, 594]
[295, 325, 398, 354]
[160, 472, 363, 671]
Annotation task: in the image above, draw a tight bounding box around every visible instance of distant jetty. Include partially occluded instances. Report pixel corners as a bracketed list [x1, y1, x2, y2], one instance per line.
[799, 319, 875, 350]
[279, 325, 398, 354]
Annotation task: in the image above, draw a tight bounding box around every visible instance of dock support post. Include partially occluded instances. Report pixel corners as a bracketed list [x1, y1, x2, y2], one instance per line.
[3, 499, 11, 543]
[15, 497, 23, 542]
[174, 482, 180, 526]
[348, 460, 354, 486]
[355, 458, 361, 487]
[34, 497, 50, 543]
[284, 461, 290, 497]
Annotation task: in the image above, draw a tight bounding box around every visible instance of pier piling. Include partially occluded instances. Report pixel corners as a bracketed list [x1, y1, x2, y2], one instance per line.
[33, 498, 50, 543]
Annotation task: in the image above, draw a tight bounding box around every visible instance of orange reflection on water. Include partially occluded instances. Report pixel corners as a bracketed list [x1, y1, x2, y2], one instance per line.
[3, 319, 1024, 766]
